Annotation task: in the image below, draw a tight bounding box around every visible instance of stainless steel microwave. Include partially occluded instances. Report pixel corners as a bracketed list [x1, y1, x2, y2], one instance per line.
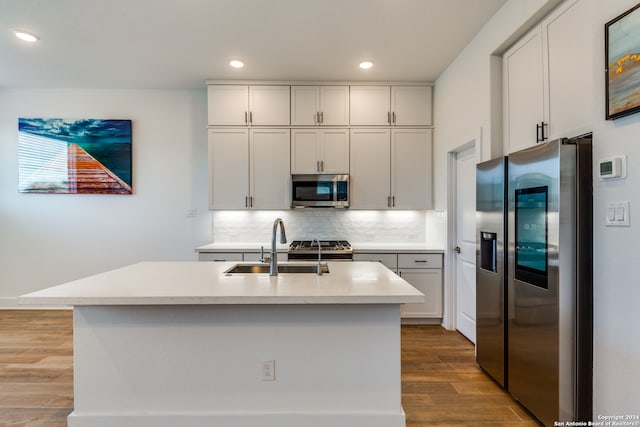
[291, 174, 349, 208]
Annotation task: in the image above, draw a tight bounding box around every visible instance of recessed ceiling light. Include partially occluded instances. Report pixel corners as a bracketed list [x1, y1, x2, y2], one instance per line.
[359, 61, 374, 70]
[229, 60, 245, 69]
[15, 30, 39, 42]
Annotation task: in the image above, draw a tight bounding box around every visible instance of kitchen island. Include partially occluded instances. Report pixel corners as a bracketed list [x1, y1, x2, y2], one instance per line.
[20, 261, 423, 427]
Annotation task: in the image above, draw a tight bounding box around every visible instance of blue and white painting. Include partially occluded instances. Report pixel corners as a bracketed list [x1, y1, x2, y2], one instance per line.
[607, 4, 640, 119]
[18, 118, 132, 194]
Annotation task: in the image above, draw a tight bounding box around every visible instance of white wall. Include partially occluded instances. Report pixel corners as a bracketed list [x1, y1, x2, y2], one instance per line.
[434, 0, 640, 418]
[0, 89, 212, 305]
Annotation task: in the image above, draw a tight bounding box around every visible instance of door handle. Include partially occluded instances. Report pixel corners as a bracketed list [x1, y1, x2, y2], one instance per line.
[453, 246, 461, 254]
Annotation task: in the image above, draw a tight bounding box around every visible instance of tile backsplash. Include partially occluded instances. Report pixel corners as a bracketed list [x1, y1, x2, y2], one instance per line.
[212, 209, 446, 246]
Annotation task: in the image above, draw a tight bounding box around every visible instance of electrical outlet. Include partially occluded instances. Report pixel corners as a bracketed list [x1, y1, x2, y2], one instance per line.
[262, 360, 275, 381]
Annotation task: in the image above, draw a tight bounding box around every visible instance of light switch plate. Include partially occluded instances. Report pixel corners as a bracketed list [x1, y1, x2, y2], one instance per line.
[606, 201, 630, 226]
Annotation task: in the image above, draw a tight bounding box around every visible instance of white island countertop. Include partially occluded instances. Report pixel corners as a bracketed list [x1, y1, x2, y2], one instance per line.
[19, 261, 424, 306]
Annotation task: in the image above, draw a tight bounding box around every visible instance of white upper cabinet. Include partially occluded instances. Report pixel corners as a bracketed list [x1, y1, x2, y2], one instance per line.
[207, 85, 290, 126]
[291, 86, 349, 126]
[207, 86, 249, 126]
[291, 129, 349, 174]
[390, 86, 432, 126]
[504, 0, 592, 153]
[248, 86, 290, 126]
[349, 129, 391, 209]
[350, 128, 432, 210]
[208, 129, 249, 209]
[503, 27, 545, 153]
[249, 129, 291, 209]
[544, 0, 592, 140]
[391, 129, 432, 210]
[350, 85, 432, 126]
[208, 128, 290, 210]
[349, 86, 391, 125]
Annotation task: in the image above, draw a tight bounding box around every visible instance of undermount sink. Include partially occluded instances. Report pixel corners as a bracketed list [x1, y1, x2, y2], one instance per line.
[224, 263, 329, 275]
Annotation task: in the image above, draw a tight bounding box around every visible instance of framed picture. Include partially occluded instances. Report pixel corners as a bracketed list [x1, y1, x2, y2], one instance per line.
[18, 118, 132, 194]
[605, 3, 640, 120]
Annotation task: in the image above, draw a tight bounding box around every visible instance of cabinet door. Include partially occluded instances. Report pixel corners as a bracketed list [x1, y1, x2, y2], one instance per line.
[207, 85, 248, 126]
[349, 129, 390, 209]
[320, 86, 349, 125]
[248, 86, 290, 125]
[291, 129, 321, 174]
[250, 129, 291, 209]
[503, 27, 545, 154]
[544, 0, 592, 140]
[198, 252, 243, 262]
[291, 86, 319, 126]
[391, 86, 432, 126]
[391, 129, 432, 209]
[399, 269, 443, 318]
[208, 129, 249, 209]
[349, 86, 391, 125]
[319, 129, 349, 174]
[352, 253, 398, 272]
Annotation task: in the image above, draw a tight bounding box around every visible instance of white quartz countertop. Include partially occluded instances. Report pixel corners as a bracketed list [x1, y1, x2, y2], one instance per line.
[196, 242, 444, 254]
[19, 261, 424, 306]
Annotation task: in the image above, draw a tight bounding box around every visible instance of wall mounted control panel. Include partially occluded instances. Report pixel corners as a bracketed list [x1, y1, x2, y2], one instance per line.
[606, 201, 630, 227]
[599, 156, 626, 180]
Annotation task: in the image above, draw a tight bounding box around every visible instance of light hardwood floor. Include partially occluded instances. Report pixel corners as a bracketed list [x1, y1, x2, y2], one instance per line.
[0, 310, 540, 426]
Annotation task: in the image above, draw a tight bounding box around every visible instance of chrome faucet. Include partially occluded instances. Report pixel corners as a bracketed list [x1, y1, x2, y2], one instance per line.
[270, 218, 287, 276]
[311, 239, 323, 276]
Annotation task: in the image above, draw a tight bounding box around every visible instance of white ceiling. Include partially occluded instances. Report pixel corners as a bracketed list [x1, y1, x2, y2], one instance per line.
[1, 0, 506, 89]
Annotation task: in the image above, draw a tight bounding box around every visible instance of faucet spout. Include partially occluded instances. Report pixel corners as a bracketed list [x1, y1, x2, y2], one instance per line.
[270, 218, 287, 276]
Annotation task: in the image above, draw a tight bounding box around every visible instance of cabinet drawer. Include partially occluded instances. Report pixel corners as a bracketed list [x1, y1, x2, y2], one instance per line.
[353, 253, 398, 270]
[398, 253, 442, 269]
[198, 252, 243, 262]
[244, 252, 288, 262]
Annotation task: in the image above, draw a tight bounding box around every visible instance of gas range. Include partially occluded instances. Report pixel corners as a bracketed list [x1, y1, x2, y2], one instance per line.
[288, 240, 353, 261]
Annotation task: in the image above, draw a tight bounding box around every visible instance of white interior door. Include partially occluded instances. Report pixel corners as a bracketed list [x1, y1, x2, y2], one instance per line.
[455, 145, 477, 342]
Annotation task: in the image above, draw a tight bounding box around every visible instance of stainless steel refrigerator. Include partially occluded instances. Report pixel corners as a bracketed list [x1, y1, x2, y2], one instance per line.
[476, 137, 593, 426]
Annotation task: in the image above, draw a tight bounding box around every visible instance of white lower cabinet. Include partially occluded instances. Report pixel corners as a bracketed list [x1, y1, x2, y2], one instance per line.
[198, 251, 287, 262]
[398, 253, 443, 318]
[198, 252, 244, 262]
[353, 252, 443, 319]
[208, 128, 290, 210]
[398, 269, 443, 318]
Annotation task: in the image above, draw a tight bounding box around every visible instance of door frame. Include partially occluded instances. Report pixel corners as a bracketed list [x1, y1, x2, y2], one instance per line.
[444, 128, 483, 331]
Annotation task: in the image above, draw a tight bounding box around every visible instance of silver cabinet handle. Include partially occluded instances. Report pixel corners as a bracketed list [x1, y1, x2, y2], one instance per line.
[392, 112, 396, 124]
[316, 112, 319, 124]
[320, 160, 324, 172]
[392, 196, 395, 207]
[245, 196, 249, 208]
[316, 160, 320, 172]
[414, 260, 428, 263]
[387, 112, 391, 124]
[249, 111, 253, 124]
[320, 111, 324, 123]
[245, 111, 248, 124]
[387, 196, 392, 207]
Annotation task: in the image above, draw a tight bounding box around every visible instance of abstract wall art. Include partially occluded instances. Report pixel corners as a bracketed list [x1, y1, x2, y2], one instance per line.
[606, 3, 640, 119]
[18, 118, 132, 194]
